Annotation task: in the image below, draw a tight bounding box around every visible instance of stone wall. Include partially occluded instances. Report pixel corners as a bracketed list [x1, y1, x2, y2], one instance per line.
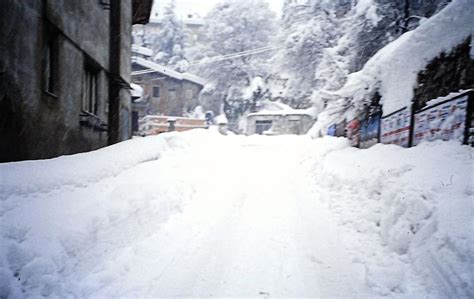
[413, 37, 473, 110]
[0, 0, 134, 162]
[246, 114, 315, 135]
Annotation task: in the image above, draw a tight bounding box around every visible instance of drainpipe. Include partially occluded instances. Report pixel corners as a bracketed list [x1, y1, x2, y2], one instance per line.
[108, 0, 122, 145]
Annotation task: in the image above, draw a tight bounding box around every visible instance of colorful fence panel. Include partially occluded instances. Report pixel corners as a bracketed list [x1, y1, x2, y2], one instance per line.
[335, 119, 346, 137]
[381, 107, 411, 147]
[327, 124, 337, 136]
[413, 94, 470, 145]
[360, 112, 381, 149]
[324, 91, 472, 148]
[346, 118, 360, 147]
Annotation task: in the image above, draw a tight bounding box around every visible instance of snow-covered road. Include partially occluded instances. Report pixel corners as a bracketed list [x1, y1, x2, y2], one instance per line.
[1, 131, 473, 298]
[112, 137, 368, 297]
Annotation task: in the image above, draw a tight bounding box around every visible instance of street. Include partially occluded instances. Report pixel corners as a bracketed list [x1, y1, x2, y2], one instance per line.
[0, 131, 472, 297]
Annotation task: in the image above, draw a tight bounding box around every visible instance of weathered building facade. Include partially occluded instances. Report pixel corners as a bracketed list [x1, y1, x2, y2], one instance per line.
[0, 0, 152, 162]
[246, 111, 316, 135]
[131, 57, 205, 117]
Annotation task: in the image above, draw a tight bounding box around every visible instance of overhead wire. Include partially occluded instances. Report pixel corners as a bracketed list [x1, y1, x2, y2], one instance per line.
[131, 45, 282, 75]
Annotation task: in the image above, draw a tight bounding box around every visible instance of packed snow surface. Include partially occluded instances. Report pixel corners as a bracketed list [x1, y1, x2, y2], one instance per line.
[0, 131, 472, 298]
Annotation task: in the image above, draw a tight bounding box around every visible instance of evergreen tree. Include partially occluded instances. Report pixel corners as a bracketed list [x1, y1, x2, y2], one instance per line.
[151, 0, 188, 71]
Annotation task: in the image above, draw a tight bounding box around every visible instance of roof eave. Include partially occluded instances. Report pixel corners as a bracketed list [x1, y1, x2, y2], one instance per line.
[132, 0, 154, 25]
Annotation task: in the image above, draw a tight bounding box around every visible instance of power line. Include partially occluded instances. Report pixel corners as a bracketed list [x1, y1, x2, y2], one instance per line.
[132, 45, 282, 76]
[189, 45, 281, 65]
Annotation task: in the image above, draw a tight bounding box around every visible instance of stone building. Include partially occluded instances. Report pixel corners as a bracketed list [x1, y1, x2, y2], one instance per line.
[246, 110, 316, 135]
[0, 0, 153, 162]
[131, 57, 205, 117]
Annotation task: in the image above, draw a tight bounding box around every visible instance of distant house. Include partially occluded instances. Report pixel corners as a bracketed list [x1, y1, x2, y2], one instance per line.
[246, 110, 316, 135]
[131, 57, 206, 117]
[138, 115, 208, 136]
[134, 13, 205, 47]
[0, 0, 153, 162]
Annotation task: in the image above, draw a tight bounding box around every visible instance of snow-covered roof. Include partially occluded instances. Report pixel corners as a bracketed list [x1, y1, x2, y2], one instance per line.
[148, 16, 205, 27]
[182, 73, 206, 86]
[130, 83, 144, 98]
[132, 57, 206, 86]
[183, 18, 205, 26]
[334, 0, 474, 116]
[214, 114, 228, 125]
[132, 45, 153, 57]
[247, 108, 314, 118]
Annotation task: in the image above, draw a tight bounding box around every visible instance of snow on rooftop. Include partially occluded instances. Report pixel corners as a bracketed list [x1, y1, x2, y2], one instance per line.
[130, 83, 144, 98]
[335, 0, 474, 116]
[247, 107, 315, 117]
[132, 57, 206, 86]
[132, 45, 153, 57]
[214, 114, 228, 124]
[181, 73, 207, 86]
[148, 16, 205, 26]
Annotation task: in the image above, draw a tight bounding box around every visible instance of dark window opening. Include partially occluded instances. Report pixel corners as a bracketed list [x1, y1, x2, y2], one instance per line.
[82, 62, 100, 115]
[153, 86, 160, 97]
[44, 23, 59, 95]
[255, 120, 273, 134]
[132, 111, 139, 132]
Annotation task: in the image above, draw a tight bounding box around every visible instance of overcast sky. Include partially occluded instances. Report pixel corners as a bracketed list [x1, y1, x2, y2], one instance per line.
[151, 0, 285, 18]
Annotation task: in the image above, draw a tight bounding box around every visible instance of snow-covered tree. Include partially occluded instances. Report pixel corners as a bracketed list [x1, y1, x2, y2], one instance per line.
[192, 0, 278, 129]
[150, 0, 188, 71]
[273, 0, 344, 108]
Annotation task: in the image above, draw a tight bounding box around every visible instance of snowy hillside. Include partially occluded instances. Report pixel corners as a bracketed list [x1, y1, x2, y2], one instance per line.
[310, 0, 473, 133]
[333, 0, 474, 116]
[1, 131, 472, 297]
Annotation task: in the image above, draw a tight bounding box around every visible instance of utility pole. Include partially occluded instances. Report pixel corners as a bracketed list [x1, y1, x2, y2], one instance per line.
[108, 0, 122, 145]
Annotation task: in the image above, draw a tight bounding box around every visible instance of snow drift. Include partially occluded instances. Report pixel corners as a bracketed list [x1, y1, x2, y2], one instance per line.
[309, 139, 473, 297]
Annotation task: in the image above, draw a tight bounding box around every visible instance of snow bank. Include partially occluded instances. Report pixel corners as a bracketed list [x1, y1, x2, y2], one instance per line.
[0, 129, 226, 297]
[308, 139, 473, 296]
[0, 132, 196, 199]
[329, 0, 474, 117]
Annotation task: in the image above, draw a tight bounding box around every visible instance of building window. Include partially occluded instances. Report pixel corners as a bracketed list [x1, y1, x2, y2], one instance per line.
[44, 27, 59, 95]
[169, 89, 176, 100]
[82, 64, 99, 115]
[255, 120, 273, 134]
[185, 89, 193, 99]
[153, 86, 160, 98]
